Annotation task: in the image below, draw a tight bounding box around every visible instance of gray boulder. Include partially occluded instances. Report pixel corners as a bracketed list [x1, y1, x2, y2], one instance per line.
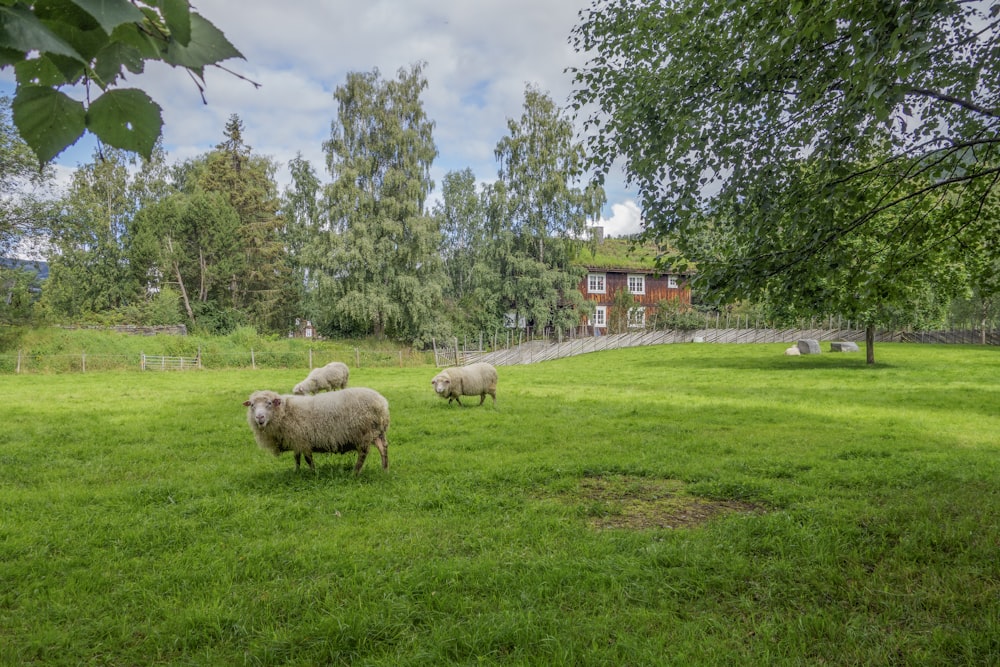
[796, 339, 821, 354]
[830, 341, 860, 352]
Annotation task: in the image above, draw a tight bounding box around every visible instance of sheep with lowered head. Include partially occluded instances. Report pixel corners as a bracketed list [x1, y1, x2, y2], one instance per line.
[431, 362, 498, 406]
[243, 387, 389, 473]
[293, 361, 349, 395]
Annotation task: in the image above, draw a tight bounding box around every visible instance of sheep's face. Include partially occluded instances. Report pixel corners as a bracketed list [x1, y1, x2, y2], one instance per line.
[244, 391, 283, 427]
[292, 383, 306, 395]
[431, 374, 452, 396]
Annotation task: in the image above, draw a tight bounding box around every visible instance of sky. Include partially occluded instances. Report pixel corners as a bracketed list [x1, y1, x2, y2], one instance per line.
[1, 0, 644, 237]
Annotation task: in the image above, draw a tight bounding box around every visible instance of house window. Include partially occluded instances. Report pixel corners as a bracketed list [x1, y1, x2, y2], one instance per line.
[667, 275, 678, 289]
[628, 306, 646, 328]
[593, 306, 607, 328]
[627, 274, 645, 295]
[587, 273, 606, 294]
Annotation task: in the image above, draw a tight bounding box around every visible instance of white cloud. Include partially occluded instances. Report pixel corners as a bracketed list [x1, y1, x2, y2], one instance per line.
[2, 0, 636, 214]
[590, 200, 644, 238]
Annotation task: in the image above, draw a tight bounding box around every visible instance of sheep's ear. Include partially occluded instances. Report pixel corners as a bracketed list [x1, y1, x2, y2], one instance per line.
[272, 397, 282, 406]
[242, 400, 251, 406]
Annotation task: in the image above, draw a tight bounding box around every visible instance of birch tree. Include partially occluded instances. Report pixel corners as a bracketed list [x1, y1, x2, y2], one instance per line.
[312, 63, 444, 343]
[481, 84, 605, 333]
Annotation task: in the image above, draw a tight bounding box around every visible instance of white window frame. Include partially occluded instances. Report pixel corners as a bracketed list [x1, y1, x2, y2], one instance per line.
[627, 306, 646, 328]
[627, 274, 645, 295]
[587, 273, 606, 294]
[667, 275, 678, 289]
[593, 306, 607, 328]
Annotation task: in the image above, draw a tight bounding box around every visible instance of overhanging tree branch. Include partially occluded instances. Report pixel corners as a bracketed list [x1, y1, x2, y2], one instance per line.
[904, 87, 1000, 119]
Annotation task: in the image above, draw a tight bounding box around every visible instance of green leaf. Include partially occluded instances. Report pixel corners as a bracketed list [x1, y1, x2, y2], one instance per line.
[86, 87, 162, 159]
[39, 20, 109, 63]
[67, 0, 145, 34]
[11, 85, 86, 163]
[92, 39, 145, 84]
[0, 4, 84, 61]
[0, 45, 19, 67]
[155, 0, 191, 46]
[110, 21, 162, 60]
[14, 53, 70, 86]
[163, 12, 242, 69]
[39, 52, 87, 84]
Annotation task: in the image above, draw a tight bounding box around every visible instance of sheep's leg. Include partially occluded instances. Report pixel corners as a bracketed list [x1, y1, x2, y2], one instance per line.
[294, 452, 302, 470]
[374, 435, 389, 470]
[305, 452, 315, 471]
[454, 396, 463, 406]
[478, 393, 486, 405]
[353, 446, 369, 475]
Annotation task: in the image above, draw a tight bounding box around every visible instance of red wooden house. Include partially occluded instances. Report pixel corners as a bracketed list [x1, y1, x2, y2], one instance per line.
[576, 230, 692, 333]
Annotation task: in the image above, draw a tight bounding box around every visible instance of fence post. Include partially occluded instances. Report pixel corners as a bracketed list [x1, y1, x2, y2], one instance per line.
[309, 348, 313, 369]
[453, 337, 459, 365]
[355, 348, 360, 368]
[141, 352, 145, 371]
[16, 349, 22, 374]
[198, 347, 202, 369]
[82, 350, 86, 373]
[251, 348, 256, 370]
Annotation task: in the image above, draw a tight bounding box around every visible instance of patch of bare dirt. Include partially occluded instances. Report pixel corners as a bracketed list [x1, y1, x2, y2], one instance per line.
[574, 475, 763, 530]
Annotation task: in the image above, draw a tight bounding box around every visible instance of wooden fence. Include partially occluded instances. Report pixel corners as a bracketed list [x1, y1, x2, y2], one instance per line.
[438, 326, 1000, 367]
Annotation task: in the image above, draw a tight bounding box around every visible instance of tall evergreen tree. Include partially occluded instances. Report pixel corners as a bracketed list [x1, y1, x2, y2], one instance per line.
[311, 63, 445, 343]
[186, 115, 297, 333]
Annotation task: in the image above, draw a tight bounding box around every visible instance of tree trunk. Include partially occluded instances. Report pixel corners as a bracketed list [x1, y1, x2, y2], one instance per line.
[866, 324, 875, 365]
[165, 237, 195, 322]
[173, 260, 195, 322]
[199, 249, 208, 302]
[981, 299, 988, 345]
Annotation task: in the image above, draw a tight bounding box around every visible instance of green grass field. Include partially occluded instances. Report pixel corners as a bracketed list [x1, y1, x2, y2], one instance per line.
[1, 343, 998, 665]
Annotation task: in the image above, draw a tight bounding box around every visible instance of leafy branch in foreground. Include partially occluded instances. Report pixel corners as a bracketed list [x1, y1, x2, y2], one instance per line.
[569, 0, 1000, 300]
[0, 0, 248, 164]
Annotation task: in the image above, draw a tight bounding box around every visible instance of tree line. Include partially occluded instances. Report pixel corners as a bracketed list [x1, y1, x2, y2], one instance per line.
[3, 1, 998, 364]
[1, 67, 603, 346]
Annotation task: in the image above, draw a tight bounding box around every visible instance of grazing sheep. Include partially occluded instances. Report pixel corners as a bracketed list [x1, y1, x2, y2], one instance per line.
[293, 361, 349, 395]
[431, 362, 498, 406]
[243, 387, 389, 473]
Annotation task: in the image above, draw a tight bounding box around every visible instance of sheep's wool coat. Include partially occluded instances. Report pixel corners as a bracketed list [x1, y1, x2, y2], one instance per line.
[244, 387, 389, 471]
[293, 361, 349, 395]
[431, 362, 498, 405]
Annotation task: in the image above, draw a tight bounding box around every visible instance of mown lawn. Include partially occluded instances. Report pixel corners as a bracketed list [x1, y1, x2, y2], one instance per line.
[1, 343, 997, 666]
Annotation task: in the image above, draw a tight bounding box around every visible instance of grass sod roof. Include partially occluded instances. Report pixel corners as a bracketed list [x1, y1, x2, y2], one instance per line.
[575, 235, 689, 274]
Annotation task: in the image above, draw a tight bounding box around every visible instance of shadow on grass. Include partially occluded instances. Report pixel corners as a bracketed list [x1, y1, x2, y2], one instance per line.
[241, 454, 391, 492]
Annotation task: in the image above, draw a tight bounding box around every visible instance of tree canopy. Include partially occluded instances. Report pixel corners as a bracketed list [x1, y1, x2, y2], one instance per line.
[0, 0, 245, 164]
[0, 95, 53, 257]
[309, 63, 445, 343]
[569, 0, 1000, 304]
